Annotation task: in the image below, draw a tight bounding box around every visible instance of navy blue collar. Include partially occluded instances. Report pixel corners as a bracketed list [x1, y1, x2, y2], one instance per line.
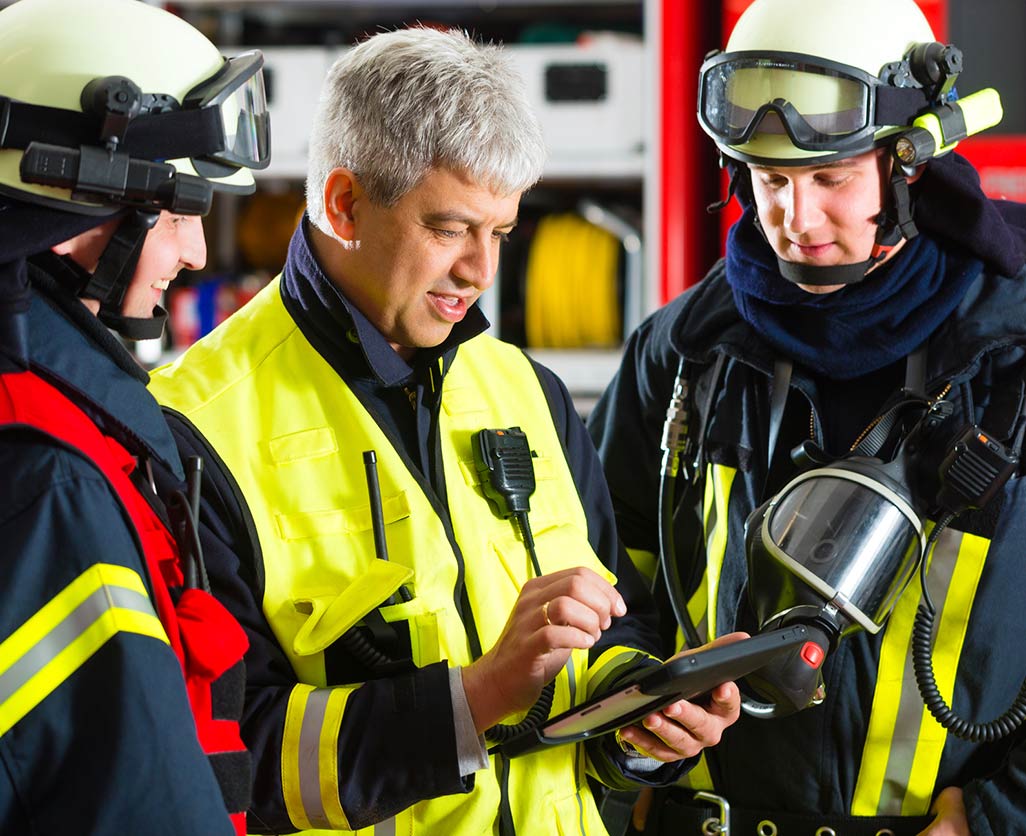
[280, 218, 489, 388]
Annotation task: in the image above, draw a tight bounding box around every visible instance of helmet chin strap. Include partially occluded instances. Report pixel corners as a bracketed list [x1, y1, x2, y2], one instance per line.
[99, 304, 169, 341]
[78, 209, 168, 341]
[760, 168, 921, 287]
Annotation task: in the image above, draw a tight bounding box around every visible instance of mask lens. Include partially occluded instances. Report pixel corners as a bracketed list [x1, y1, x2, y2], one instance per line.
[766, 476, 921, 627]
[700, 56, 873, 149]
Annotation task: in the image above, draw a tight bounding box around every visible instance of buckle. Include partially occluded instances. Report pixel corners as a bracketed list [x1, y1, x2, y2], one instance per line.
[693, 791, 730, 836]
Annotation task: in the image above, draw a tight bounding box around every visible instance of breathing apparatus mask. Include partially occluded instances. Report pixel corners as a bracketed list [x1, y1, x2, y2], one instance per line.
[659, 353, 1026, 741]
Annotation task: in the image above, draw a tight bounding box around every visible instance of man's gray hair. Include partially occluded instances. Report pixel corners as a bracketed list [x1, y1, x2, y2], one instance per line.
[306, 27, 547, 232]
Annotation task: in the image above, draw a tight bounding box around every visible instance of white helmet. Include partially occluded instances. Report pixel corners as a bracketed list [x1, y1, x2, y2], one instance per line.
[698, 0, 943, 165]
[0, 0, 269, 214]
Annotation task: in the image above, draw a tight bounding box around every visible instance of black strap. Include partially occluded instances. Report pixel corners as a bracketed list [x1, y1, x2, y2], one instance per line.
[82, 210, 157, 306]
[692, 352, 728, 477]
[933, 101, 969, 147]
[875, 85, 931, 127]
[1011, 380, 1026, 458]
[762, 358, 791, 500]
[851, 347, 930, 457]
[707, 159, 742, 214]
[99, 305, 168, 342]
[777, 257, 871, 286]
[497, 754, 517, 836]
[0, 96, 224, 161]
[903, 345, 928, 398]
[767, 359, 791, 474]
[654, 792, 932, 836]
[888, 171, 919, 242]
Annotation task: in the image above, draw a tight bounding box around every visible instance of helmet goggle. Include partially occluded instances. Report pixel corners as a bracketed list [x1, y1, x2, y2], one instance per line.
[699, 51, 929, 155]
[183, 50, 269, 170]
[0, 50, 269, 214]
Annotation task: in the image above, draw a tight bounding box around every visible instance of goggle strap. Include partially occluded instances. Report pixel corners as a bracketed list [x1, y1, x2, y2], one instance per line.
[125, 108, 224, 162]
[0, 96, 224, 162]
[0, 97, 96, 150]
[875, 86, 930, 129]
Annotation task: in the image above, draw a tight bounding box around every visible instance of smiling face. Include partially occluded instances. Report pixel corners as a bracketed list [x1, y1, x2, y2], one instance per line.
[319, 166, 521, 359]
[120, 213, 206, 318]
[748, 148, 905, 293]
[55, 211, 206, 317]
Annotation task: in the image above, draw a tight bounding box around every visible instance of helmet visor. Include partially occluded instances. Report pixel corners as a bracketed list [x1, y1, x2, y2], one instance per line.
[699, 52, 878, 152]
[184, 51, 270, 169]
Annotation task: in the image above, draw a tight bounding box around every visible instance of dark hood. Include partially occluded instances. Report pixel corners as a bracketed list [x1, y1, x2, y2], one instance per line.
[0, 196, 118, 369]
[914, 151, 1026, 277]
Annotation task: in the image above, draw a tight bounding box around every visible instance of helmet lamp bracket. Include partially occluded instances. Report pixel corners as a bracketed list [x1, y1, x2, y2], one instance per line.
[80, 76, 143, 152]
[879, 42, 963, 105]
[907, 42, 963, 103]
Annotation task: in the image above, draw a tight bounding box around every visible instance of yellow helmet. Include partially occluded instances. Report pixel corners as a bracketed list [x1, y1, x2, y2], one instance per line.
[698, 0, 945, 165]
[0, 0, 269, 214]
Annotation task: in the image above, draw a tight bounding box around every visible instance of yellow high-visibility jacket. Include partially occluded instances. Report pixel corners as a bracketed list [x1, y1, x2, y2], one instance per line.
[151, 274, 663, 835]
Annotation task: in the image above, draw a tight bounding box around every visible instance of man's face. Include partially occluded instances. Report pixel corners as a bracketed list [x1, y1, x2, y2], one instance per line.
[336, 167, 521, 359]
[748, 149, 893, 293]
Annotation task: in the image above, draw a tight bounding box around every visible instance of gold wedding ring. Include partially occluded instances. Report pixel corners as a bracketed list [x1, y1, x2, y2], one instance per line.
[542, 600, 552, 626]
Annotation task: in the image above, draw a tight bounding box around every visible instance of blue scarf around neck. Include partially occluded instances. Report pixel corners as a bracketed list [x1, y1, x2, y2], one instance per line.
[725, 209, 983, 379]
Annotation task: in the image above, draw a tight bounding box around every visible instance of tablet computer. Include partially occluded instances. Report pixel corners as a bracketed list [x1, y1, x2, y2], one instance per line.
[497, 624, 811, 758]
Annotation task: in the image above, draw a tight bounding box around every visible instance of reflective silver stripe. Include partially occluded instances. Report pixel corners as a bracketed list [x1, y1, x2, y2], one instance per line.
[705, 486, 720, 542]
[690, 601, 709, 645]
[703, 465, 737, 641]
[297, 688, 332, 828]
[375, 817, 396, 836]
[876, 529, 961, 816]
[0, 584, 156, 705]
[565, 657, 588, 836]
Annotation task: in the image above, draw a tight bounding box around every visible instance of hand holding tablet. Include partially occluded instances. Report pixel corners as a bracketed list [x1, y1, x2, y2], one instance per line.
[498, 624, 811, 758]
